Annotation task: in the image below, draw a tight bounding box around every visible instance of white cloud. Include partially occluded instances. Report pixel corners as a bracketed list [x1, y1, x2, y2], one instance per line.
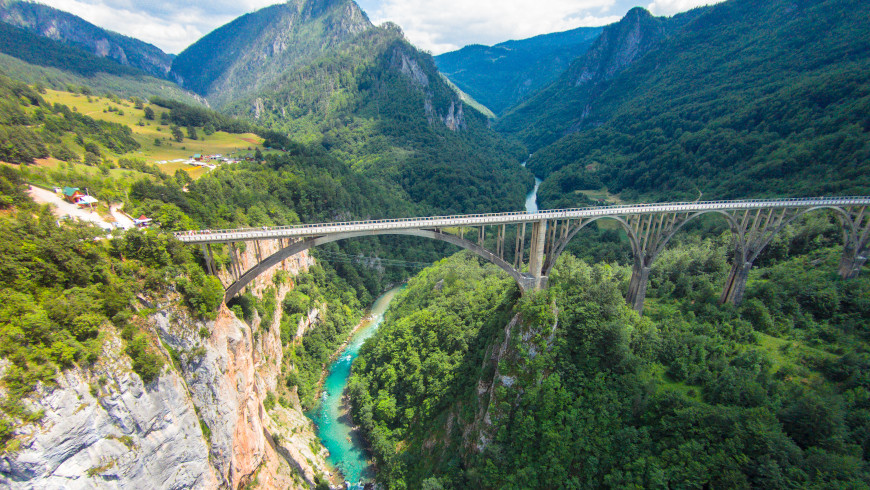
[365, 0, 622, 54]
[38, 0, 281, 53]
[646, 0, 724, 16]
[33, 0, 720, 56]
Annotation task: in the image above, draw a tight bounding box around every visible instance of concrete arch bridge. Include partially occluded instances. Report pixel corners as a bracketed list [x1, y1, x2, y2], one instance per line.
[175, 197, 870, 314]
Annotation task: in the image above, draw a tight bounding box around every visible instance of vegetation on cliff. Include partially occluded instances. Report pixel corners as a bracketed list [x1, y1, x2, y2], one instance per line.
[350, 216, 870, 488]
[0, 192, 223, 453]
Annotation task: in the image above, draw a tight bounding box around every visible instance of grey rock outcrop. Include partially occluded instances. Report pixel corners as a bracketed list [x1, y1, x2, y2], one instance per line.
[0, 0, 174, 78]
[0, 334, 217, 488]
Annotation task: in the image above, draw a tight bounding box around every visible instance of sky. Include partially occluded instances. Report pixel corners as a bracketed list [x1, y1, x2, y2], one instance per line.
[38, 0, 723, 55]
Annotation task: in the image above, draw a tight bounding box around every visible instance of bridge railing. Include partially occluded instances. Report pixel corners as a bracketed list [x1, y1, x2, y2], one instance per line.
[174, 196, 870, 240]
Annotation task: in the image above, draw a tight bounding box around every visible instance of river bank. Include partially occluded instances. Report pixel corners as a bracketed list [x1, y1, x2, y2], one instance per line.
[307, 286, 404, 487]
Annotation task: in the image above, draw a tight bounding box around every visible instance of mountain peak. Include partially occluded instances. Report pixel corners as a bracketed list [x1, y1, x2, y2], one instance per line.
[170, 0, 372, 105]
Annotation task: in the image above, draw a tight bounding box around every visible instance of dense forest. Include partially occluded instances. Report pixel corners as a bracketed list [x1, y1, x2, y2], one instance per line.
[349, 214, 870, 488]
[497, 0, 870, 205]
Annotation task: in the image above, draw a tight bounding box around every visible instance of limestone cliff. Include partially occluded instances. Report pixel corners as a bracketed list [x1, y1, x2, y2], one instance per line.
[0, 244, 335, 489]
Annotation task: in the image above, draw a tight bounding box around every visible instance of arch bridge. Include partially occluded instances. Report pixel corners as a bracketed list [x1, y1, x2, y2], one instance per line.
[175, 197, 870, 314]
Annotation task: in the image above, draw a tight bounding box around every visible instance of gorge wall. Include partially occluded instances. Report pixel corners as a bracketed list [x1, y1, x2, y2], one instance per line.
[1, 242, 335, 489]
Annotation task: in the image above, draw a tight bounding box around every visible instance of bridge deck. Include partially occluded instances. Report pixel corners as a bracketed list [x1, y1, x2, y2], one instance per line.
[175, 197, 870, 244]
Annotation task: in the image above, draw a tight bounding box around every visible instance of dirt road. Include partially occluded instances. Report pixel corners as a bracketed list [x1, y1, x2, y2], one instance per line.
[27, 186, 114, 231]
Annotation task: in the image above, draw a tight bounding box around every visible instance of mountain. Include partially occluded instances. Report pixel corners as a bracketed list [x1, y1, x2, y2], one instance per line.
[434, 25, 603, 115]
[170, 0, 371, 108]
[499, 0, 870, 205]
[496, 7, 699, 150]
[0, 0, 174, 79]
[0, 20, 199, 103]
[173, 0, 531, 215]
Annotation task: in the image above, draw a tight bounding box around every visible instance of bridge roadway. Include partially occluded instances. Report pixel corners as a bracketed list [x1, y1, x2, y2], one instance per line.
[174, 196, 870, 313]
[175, 197, 870, 245]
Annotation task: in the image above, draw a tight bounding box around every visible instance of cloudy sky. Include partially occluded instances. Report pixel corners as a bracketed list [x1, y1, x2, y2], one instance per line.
[39, 0, 722, 55]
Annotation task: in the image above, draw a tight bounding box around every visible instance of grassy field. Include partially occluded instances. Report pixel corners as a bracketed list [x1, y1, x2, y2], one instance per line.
[575, 188, 623, 205]
[41, 89, 268, 177]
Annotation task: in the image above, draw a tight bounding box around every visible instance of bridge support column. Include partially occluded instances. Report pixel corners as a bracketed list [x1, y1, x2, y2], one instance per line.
[720, 261, 752, 305]
[838, 207, 869, 279]
[626, 263, 651, 314]
[202, 244, 215, 276]
[528, 220, 547, 288]
[230, 242, 242, 281]
[838, 246, 867, 279]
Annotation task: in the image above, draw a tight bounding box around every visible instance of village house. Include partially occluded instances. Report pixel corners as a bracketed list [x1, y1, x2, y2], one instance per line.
[62, 186, 99, 208]
[63, 186, 83, 203]
[133, 215, 152, 228]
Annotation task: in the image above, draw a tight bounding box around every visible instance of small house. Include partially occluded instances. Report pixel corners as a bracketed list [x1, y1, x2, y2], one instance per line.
[63, 187, 83, 203]
[193, 154, 203, 161]
[133, 215, 153, 228]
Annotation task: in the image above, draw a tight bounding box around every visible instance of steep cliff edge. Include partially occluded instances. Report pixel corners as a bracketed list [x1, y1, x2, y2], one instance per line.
[1, 243, 335, 489]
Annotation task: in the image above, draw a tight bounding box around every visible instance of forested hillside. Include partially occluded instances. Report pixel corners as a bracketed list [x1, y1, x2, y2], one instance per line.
[170, 0, 532, 215]
[498, 0, 870, 205]
[435, 26, 602, 115]
[0, 0, 174, 78]
[0, 21, 197, 103]
[350, 215, 870, 487]
[170, 0, 371, 108]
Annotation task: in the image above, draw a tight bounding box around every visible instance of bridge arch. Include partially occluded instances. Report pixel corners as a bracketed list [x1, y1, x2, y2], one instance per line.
[223, 229, 529, 301]
[543, 210, 741, 277]
[542, 216, 636, 277]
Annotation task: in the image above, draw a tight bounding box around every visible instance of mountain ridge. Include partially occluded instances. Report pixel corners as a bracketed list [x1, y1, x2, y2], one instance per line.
[170, 0, 372, 108]
[0, 0, 174, 79]
[496, 7, 701, 150]
[434, 25, 603, 115]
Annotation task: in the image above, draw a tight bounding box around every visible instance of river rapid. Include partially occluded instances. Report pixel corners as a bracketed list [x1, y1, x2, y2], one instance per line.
[306, 286, 403, 488]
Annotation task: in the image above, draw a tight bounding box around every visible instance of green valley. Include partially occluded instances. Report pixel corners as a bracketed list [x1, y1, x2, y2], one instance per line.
[0, 0, 868, 487]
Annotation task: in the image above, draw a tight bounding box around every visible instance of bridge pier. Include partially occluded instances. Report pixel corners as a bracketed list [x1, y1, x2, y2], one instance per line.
[202, 244, 216, 276]
[528, 220, 547, 288]
[839, 246, 867, 279]
[626, 263, 651, 313]
[838, 206, 869, 279]
[720, 260, 752, 305]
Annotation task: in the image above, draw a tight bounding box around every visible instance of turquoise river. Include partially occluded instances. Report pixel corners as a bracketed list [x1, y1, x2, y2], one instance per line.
[307, 286, 403, 487]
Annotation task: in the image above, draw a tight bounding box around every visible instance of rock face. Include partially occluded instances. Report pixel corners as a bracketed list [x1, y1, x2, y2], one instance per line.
[0, 0, 174, 78]
[391, 46, 466, 132]
[0, 334, 218, 488]
[1, 247, 333, 489]
[454, 307, 559, 454]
